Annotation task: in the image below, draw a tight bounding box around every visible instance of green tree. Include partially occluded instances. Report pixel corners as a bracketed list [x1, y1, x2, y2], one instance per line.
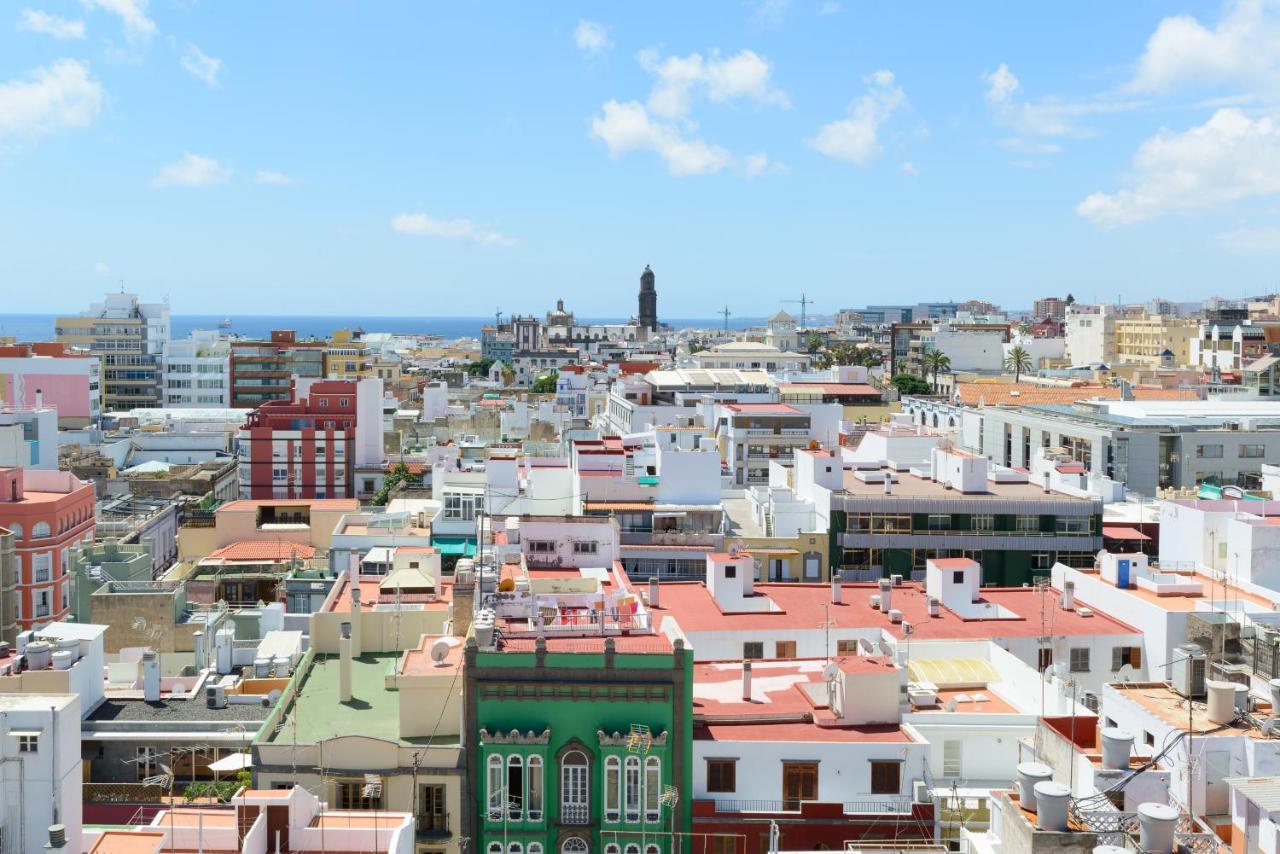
[891, 373, 933, 395]
[466, 358, 495, 377]
[921, 347, 951, 391]
[805, 331, 825, 353]
[531, 371, 559, 393]
[500, 363, 515, 387]
[1065, 293, 1076, 305]
[372, 461, 414, 506]
[1004, 345, 1033, 383]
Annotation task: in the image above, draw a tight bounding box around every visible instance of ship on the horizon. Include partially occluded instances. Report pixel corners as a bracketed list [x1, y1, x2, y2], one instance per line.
[218, 317, 232, 328]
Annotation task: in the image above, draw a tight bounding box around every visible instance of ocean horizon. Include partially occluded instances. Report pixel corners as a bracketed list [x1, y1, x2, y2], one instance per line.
[0, 313, 771, 344]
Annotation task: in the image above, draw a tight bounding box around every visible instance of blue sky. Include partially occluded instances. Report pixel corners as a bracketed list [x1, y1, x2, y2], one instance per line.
[2, 0, 1279, 317]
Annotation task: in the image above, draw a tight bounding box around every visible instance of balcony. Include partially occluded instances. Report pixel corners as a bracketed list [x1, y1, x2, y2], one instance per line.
[415, 812, 451, 838]
[709, 797, 914, 815]
[620, 531, 722, 547]
[559, 803, 589, 825]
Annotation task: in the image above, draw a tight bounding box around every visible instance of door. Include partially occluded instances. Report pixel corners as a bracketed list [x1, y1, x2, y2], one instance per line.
[782, 762, 818, 810]
[561, 751, 589, 825]
[770, 559, 786, 581]
[1204, 750, 1230, 815]
[803, 553, 820, 581]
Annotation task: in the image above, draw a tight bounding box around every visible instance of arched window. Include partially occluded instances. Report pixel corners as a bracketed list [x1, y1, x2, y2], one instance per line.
[528, 755, 544, 821]
[509, 844, 523, 854]
[645, 846, 660, 854]
[605, 845, 620, 854]
[644, 756, 661, 822]
[31, 521, 50, 539]
[562, 838, 588, 854]
[604, 755, 620, 822]
[624, 846, 639, 854]
[624, 755, 641, 822]
[5, 523, 21, 540]
[489, 844, 504, 854]
[507, 755, 524, 820]
[529, 845, 543, 854]
[486, 754, 504, 820]
[561, 750, 589, 825]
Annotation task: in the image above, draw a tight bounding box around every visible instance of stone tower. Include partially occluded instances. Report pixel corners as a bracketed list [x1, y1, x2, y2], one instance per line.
[638, 265, 658, 332]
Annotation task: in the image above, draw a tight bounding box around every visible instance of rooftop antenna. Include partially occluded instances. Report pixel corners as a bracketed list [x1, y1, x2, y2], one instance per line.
[783, 294, 814, 329]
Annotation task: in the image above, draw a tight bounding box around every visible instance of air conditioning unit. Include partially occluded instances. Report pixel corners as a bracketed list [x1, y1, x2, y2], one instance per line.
[1171, 643, 1207, 698]
[205, 684, 227, 709]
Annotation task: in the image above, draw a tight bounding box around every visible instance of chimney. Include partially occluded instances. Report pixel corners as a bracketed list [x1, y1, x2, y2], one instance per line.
[349, 583, 362, 656]
[1061, 581, 1075, 611]
[193, 631, 205, 670]
[878, 578, 893, 614]
[142, 650, 160, 703]
[927, 596, 940, 617]
[452, 578, 474, 639]
[649, 577, 660, 609]
[831, 577, 842, 605]
[35, 388, 43, 409]
[1043, 472, 1051, 494]
[339, 621, 353, 703]
[43, 825, 66, 851]
[883, 477, 892, 495]
[742, 660, 753, 702]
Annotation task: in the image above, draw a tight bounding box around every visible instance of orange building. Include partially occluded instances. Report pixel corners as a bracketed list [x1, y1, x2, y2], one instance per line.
[0, 467, 95, 629]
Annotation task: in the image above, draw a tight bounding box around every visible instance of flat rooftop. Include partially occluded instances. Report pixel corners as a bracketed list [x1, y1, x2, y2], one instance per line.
[270, 653, 400, 744]
[1075, 566, 1280, 612]
[652, 580, 1139, 640]
[839, 467, 1095, 502]
[1110, 682, 1275, 739]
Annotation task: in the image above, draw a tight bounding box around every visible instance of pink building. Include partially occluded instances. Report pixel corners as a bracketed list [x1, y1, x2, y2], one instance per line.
[0, 342, 100, 426]
[0, 467, 96, 629]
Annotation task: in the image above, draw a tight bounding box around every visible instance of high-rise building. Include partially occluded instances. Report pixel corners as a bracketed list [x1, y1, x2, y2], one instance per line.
[54, 292, 170, 412]
[236, 377, 383, 499]
[638, 264, 658, 331]
[1033, 296, 1069, 320]
[162, 330, 230, 407]
[228, 330, 327, 407]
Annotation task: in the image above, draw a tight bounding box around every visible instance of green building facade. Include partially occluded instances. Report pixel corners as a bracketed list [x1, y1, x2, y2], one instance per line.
[465, 635, 693, 854]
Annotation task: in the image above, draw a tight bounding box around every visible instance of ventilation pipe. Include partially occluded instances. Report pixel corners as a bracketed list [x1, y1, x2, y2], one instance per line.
[1061, 581, 1075, 611]
[742, 660, 753, 702]
[926, 596, 940, 617]
[35, 388, 43, 409]
[44, 824, 66, 851]
[883, 477, 892, 495]
[878, 578, 893, 614]
[193, 631, 205, 671]
[1043, 472, 1051, 494]
[649, 578, 660, 609]
[831, 578, 842, 605]
[349, 584, 363, 657]
[142, 651, 160, 703]
[339, 622, 353, 703]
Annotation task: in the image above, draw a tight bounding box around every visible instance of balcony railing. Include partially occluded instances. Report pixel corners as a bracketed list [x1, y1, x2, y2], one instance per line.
[559, 803, 589, 825]
[415, 812, 451, 838]
[711, 797, 914, 815]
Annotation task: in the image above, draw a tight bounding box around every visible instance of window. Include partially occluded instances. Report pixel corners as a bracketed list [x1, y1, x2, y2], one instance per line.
[528, 540, 556, 553]
[782, 762, 818, 810]
[573, 541, 598, 555]
[418, 784, 447, 834]
[136, 746, 157, 780]
[561, 751, 589, 825]
[743, 642, 764, 660]
[1070, 647, 1090, 673]
[952, 570, 965, 584]
[1014, 515, 1040, 532]
[836, 640, 860, 655]
[528, 755, 543, 821]
[870, 761, 901, 795]
[1038, 648, 1053, 671]
[605, 755, 621, 822]
[510, 845, 523, 854]
[491, 845, 504, 854]
[1197, 444, 1224, 459]
[943, 741, 962, 777]
[1112, 646, 1142, 671]
[487, 755, 503, 820]
[1032, 553, 1051, 570]
[606, 846, 620, 854]
[724, 565, 736, 579]
[1144, 731, 1156, 747]
[645, 756, 661, 822]
[31, 521, 50, 539]
[562, 839, 588, 854]
[1055, 517, 1092, 535]
[507, 755, 525, 820]
[971, 514, 995, 532]
[337, 779, 383, 810]
[624, 755, 642, 822]
[530, 846, 544, 854]
[17, 733, 38, 754]
[926, 514, 952, 531]
[707, 759, 736, 793]
[710, 840, 736, 854]
[1240, 444, 1266, 459]
[775, 641, 797, 659]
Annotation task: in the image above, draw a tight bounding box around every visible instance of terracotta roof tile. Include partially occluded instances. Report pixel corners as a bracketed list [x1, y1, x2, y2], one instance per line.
[205, 541, 317, 562]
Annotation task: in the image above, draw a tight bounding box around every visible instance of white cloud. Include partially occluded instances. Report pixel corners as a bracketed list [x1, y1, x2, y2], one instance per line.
[743, 151, 787, 177]
[574, 20, 611, 56]
[900, 161, 919, 176]
[998, 137, 1062, 155]
[150, 152, 231, 188]
[641, 48, 790, 118]
[810, 69, 905, 166]
[1217, 225, 1280, 253]
[590, 99, 733, 176]
[0, 59, 102, 141]
[19, 9, 85, 39]
[1077, 108, 1280, 225]
[253, 170, 293, 185]
[750, 0, 790, 28]
[1130, 0, 1280, 94]
[391, 212, 516, 247]
[94, 261, 109, 275]
[180, 43, 221, 88]
[80, 0, 155, 40]
[819, 1, 841, 14]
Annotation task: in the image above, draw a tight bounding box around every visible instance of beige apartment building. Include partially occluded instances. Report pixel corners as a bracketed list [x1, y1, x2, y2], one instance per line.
[1113, 314, 1198, 367]
[54, 292, 170, 412]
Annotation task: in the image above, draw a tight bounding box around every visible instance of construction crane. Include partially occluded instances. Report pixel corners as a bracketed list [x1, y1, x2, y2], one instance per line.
[493, 307, 503, 329]
[783, 294, 814, 329]
[718, 305, 731, 332]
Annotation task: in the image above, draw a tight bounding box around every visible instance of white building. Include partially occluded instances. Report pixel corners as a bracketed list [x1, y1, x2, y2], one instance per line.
[0, 692, 82, 854]
[919, 322, 1007, 372]
[162, 330, 231, 408]
[692, 341, 810, 373]
[1065, 304, 1117, 366]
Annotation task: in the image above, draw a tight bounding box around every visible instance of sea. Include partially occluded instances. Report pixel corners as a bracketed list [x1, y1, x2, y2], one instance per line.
[0, 314, 768, 343]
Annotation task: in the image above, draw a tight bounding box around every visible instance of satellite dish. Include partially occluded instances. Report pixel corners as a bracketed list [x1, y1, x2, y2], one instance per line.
[1115, 663, 1134, 683]
[822, 662, 840, 683]
[431, 637, 459, 665]
[877, 641, 894, 658]
[944, 699, 958, 712]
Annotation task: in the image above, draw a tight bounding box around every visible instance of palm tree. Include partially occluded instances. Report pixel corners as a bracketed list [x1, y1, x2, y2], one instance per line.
[1004, 345, 1033, 383]
[921, 347, 951, 392]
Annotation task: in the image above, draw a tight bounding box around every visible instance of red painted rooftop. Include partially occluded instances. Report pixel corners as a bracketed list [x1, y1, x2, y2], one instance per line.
[722, 403, 804, 415]
[695, 721, 913, 743]
[501, 635, 673, 653]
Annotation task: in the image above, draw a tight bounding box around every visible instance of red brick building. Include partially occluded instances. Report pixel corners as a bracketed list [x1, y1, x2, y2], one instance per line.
[0, 467, 95, 629]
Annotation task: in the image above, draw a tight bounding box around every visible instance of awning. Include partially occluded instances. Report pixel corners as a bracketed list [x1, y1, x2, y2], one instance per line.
[1102, 526, 1151, 541]
[208, 753, 253, 772]
[432, 536, 476, 557]
[907, 658, 1001, 687]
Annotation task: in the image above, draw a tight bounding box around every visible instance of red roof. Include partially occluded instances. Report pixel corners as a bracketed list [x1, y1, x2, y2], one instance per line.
[784, 383, 880, 395]
[1102, 526, 1151, 541]
[502, 635, 672, 653]
[696, 722, 912, 743]
[723, 403, 804, 415]
[205, 541, 317, 562]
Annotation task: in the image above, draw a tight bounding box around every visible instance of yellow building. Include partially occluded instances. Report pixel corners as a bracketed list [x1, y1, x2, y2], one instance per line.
[326, 329, 371, 379]
[1113, 315, 1198, 368]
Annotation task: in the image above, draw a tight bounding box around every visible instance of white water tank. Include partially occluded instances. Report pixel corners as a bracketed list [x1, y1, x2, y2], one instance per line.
[1137, 802, 1178, 854]
[254, 657, 271, 678]
[25, 641, 52, 670]
[1100, 727, 1134, 770]
[1016, 762, 1053, 812]
[51, 650, 73, 670]
[54, 637, 80, 663]
[1092, 847, 1128, 854]
[1269, 677, 1280, 717]
[1206, 679, 1236, 725]
[1033, 781, 1070, 831]
[1234, 683, 1251, 713]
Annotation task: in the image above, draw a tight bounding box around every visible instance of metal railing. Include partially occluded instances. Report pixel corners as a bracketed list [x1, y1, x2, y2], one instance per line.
[559, 803, 589, 824]
[415, 811, 451, 838]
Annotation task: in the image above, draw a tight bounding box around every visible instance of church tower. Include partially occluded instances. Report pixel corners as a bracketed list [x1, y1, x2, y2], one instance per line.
[638, 265, 658, 332]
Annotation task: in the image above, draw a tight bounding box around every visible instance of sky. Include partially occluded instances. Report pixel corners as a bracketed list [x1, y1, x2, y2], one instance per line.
[3, 0, 1280, 317]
